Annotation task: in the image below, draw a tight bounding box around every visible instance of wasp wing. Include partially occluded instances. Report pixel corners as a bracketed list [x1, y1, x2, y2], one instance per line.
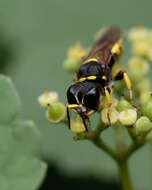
[84, 26, 121, 66]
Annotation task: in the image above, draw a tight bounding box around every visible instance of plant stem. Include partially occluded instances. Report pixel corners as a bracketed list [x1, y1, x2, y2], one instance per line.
[125, 140, 145, 158]
[74, 124, 146, 190]
[74, 132, 118, 161]
[118, 159, 134, 190]
[115, 124, 126, 153]
[92, 136, 118, 161]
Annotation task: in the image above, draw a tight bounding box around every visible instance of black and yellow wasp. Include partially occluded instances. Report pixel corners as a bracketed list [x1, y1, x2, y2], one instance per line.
[66, 26, 132, 131]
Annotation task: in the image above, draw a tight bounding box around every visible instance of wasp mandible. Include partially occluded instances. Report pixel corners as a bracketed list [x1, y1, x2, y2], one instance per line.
[66, 26, 132, 131]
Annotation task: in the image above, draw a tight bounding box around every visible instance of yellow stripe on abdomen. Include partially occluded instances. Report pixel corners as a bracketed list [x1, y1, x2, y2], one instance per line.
[83, 58, 98, 64]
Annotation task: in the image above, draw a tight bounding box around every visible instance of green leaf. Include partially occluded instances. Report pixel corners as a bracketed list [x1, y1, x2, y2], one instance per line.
[0, 75, 47, 190]
[0, 155, 47, 190]
[0, 75, 20, 125]
[12, 120, 42, 156]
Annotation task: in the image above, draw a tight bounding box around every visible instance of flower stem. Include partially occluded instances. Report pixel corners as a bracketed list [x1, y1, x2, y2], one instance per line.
[125, 140, 145, 158]
[118, 159, 134, 190]
[92, 136, 118, 161]
[114, 124, 126, 153]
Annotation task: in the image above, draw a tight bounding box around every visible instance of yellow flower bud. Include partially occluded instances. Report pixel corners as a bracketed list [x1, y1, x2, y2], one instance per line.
[119, 109, 137, 126]
[140, 91, 152, 105]
[147, 47, 152, 61]
[136, 78, 150, 94]
[128, 57, 149, 75]
[67, 42, 87, 62]
[70, 116, 86, 133]
[63, 58, 81, 72]
[128, 27, 149, 42]
[101, 108, 119, 125]
[132, 41, 151, 57]
[38, 90, 58, 108]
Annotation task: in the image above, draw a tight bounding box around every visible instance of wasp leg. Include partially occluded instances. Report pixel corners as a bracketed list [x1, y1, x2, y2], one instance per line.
[66, 106, 71, 129]
[81, 116, 88, 132]
[114, 70, 133, 104]
[104, 87, 112, 126]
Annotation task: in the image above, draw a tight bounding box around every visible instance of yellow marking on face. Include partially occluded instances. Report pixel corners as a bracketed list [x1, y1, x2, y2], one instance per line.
[79, 77, 86, 82]
[87, 76, 97, 80]
[83, 58, 98, 64]
[111, 39, 123, 55]
[102, 76, 107, 80]
[68, 104, 82, 109]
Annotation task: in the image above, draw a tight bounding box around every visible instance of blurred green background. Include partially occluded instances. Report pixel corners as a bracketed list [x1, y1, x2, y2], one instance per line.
[0, 0, 152, 189]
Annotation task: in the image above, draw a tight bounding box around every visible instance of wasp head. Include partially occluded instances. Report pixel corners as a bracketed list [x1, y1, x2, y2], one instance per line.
[66, 81, 101, 131]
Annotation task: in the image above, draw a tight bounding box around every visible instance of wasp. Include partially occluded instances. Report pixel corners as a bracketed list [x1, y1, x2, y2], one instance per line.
[66, 26, 132, 131]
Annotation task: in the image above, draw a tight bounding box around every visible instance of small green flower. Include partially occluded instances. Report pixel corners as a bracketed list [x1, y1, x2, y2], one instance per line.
[142, 101, 152, 120]
[70, 115, 86, 133]
[63, 42, 87, 72]
[146, 130, 152, 142]
[147, 47, 152, 61]
[38, 90, 59, 108]
[128, 57, 149, 76]
[128, 27, 149, 42]
[135, 116, 152, 135]
[63, 58, 81, 72]
[67, 42, 87, 61]
[147, 30, 152, 43]
[46, 102, 66, 123]
[101, 108, 119, 125]
[140, 91, 152, 104]
[136, 78, 150, 94]
[119, 109, 137, 126]
[132, 41, 151, 57]
[116, 98, 133, 112]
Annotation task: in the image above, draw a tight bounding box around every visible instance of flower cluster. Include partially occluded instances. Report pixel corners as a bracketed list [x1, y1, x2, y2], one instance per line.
[38, 89, 66, 123]
[38, 26, 152, 190]
[38, 26, 152, 141]
[63, 42, 87, 72]
[128, 27, 152, 60]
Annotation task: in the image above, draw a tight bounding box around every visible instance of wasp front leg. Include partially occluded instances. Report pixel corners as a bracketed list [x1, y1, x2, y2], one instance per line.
[114, 70, 133, 104]
[104, 87, 112, 126]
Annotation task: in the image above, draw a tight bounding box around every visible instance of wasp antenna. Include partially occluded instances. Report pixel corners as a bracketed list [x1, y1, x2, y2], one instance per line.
[66, 106, 71, 130]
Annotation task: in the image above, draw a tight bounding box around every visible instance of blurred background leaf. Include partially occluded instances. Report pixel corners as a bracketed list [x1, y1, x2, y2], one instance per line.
[0, 0, 151, 189]
[0, 75, 47, 190]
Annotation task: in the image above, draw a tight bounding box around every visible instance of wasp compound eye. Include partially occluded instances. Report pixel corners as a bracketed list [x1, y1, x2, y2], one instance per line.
[83, 88, 100, 110]
[67, 86, 78, 105]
